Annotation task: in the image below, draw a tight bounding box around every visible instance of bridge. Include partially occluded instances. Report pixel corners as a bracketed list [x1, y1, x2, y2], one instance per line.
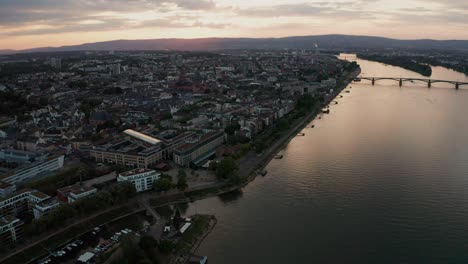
[354, 77, 468, 89]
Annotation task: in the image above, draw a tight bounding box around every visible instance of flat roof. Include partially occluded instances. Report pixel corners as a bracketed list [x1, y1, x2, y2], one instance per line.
[120, 168, 154, 177]
[0, 215, 18, 226]
[124, 129, 161, 145]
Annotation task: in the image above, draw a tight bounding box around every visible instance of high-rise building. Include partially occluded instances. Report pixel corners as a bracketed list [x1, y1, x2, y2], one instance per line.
[111, 63, 121, 75]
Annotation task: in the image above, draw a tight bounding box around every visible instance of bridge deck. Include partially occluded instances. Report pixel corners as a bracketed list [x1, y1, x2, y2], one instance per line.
[356, 77, 467, 85]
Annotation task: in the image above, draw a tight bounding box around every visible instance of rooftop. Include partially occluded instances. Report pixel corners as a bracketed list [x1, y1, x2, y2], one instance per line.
[124, 129, 161, 145]
[175, 130, 224, 154]
[58, 184, 97, 196]
[120, 168, 154, 177]
[0, 215, 19, 226]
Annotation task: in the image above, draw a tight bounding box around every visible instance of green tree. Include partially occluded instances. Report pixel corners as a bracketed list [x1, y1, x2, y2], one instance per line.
[139, 235, 158, 251]
[109, 182, 136, 203]
[177, 169, 187, 179]
[216, 157, 239, 182]
[254, 140, 266, 154]
[208, 161, 218, 171]
[158, 240, 175, 254]
[177, 175, 188, 191]
[277, 119, 289, 131]
[154, 178, 173, 192]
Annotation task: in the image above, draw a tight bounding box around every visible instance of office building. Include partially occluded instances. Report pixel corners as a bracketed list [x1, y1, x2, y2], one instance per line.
[117, 168, 160, 192]
[57, 184, 98, 203]
[173, 130, 224, 167]
[0, 155, 64, 185]
[0, 215, 23, 247]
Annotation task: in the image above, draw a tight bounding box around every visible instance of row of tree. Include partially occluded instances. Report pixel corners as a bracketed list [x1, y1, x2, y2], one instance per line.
[24, 182, 136, 236]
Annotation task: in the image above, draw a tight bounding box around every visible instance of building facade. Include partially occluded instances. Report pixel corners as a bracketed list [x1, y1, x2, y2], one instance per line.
[0, 155, 64, 185]
[173, 130, 224, 167]
[0, 216, 23, 247]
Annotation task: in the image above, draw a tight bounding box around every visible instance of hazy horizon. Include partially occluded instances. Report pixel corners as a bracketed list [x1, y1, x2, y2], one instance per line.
[1, 0, 467, 50]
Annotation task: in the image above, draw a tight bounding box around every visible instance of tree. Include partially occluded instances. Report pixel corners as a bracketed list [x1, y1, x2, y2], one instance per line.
[225, 122, 240, 135]
[177, 169, 187, 179]
[216, 157, 239, 181]
[177, 175, 188, 191]
[154, 178, 173, 192]
[109, 182, 136, 203]
[277, 119, 289, 131]
[75, 165, 89, 184]
[254, 140, 266, 154]
[208, 161, 218, 171]
[158, 240, 175, 254]
[139, 235, 158, 252]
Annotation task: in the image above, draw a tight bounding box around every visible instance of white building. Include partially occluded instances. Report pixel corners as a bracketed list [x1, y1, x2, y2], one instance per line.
[111, 63, 121, 75]
[32, 198, 60, 219]
[118, 168, 160, 192]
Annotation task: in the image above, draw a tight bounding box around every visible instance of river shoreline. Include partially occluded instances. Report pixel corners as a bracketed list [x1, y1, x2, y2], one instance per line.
[0, 68, 361, 264]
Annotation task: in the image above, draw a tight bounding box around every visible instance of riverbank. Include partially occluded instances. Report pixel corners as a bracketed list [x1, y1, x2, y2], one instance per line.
[238, 67, 362, 185]
[170, 215, 217, 264]
[357, 54, 431, 77]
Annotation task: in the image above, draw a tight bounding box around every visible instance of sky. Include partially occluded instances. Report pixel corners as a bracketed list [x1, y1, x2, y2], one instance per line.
[0, 0, 467, 50]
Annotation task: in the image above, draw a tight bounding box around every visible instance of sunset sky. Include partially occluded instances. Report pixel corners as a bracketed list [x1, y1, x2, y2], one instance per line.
[1, 0, 467, 50]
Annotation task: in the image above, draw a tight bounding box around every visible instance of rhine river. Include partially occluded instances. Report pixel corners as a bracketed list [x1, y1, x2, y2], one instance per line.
[182, 57, 468, 263]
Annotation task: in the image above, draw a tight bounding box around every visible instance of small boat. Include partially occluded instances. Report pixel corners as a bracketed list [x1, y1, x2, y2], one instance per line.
[259, 170, 268, 176]
[339, 95, 343, 98]
[345, 90, 350, 93]
[274, 154, 283, 159]
[322, 109, 330, 114]
[297, 132, 305, 136]
[311, 125, 315, 128]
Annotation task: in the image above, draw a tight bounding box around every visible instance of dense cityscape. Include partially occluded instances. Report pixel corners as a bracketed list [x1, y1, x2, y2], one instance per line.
[1, 0, 467, 263]
[0, 49, 360, 263]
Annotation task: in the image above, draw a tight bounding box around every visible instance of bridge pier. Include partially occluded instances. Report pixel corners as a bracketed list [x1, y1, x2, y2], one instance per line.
[428, 80, 431, 88]
[456, 83, 459, 90]
[399, 78, 402, 87]
[371, 78, 375, 85]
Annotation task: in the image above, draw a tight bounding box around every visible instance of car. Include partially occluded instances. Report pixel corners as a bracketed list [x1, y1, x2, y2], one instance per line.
[71, 243, 78, 247]
[115, 232, 122, 236]
[38, 257, 51, 264]
[76, 240, 83, 245]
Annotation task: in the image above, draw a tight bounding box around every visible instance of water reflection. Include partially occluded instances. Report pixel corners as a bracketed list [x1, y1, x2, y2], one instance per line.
[217, 189, 243, 204]
[184, 59, 468, 264]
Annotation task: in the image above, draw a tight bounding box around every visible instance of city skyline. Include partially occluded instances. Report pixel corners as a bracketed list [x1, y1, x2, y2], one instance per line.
[1, 0, 467, 50]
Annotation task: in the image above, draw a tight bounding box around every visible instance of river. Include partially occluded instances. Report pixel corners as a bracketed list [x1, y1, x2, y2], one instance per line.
[180, 57, 468, 263]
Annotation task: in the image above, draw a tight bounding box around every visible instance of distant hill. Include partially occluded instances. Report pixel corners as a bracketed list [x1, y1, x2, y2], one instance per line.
[0, 49, 16, 55]
[6, 35, 468, 54]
